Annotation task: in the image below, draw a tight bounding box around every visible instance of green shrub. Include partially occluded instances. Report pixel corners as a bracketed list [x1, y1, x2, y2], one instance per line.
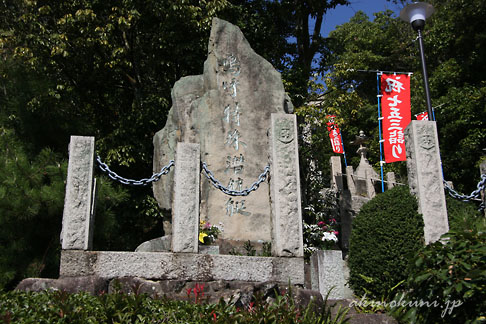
[348, 185, 424, 299]
[391, 230, 486, 323]
[0, 289, 350, 324]
[446, 195, 486, 233]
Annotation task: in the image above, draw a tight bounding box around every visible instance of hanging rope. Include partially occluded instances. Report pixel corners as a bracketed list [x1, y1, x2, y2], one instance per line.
[96, 155, 174, 186]
[201, 162, 270, 196]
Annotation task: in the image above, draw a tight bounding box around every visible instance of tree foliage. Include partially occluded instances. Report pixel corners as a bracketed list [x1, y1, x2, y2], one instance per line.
[300, 0, 486, 198]
[425, 0, 486, 192]
[1, 0, 228, 164]
[296, 9, 415, 211]
[0, 129, 66, 289]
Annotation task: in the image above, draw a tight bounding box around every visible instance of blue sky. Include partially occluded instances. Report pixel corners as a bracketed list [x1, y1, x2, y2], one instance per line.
[309, 0, 405, 82]
[320, 0, 403, 37]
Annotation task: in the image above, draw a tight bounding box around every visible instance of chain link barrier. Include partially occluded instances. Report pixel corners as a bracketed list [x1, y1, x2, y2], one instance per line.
[97, 152, 486, 209]
[443, 174, 486, 211]
[96, 155, 174, 186]
[201, 162, 270, 196]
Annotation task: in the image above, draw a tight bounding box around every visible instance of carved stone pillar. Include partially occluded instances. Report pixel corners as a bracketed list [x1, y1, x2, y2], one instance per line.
[405, 121, 449, 244]
[61, 136, 96, 250]
[270, 113, 303, 257]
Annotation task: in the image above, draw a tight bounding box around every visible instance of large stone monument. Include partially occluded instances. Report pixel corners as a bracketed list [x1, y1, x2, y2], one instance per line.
[153, 18, 301, 256]
[52, 18, 304, 287]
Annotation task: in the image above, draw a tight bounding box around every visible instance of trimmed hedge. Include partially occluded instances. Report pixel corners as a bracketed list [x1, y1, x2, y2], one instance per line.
[348, 185, 424, 299]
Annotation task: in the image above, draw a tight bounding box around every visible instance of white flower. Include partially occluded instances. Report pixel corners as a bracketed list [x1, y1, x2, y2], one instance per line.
[322, 232, 338, 243]
[217, 222, 224, 232]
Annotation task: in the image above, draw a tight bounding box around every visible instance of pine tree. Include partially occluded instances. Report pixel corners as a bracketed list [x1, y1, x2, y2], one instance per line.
[0, 128, 128, 290]
[0, 129, 65, 289]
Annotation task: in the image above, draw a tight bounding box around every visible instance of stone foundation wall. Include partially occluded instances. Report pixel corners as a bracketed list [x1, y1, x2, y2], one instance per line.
[60, 251, 305, 285]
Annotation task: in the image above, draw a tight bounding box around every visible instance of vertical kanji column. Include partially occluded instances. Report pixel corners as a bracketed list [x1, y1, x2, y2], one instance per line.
[172, 143, 200, 253]
[61, 136, 96, 250]
[270, 113, 303, 257]
[405, 121, 449, 244]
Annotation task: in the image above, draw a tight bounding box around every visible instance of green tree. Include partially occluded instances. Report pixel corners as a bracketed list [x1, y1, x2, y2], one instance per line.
[1, 0, 349, 163]
[303, 0, 486, 198]
[0, 129, 66, 289]
[0, 128, 128, 290]
[425, 0, 486, 192]
[1, 0, 228, 163]
[282, 0, 350, 105]
[296, 9, 415, 211]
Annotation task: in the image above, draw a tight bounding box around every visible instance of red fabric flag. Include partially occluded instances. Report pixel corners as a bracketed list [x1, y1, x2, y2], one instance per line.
[415, 111, 428, 121]
[380, 74, 411, 163]
[326, 115, 344, 154]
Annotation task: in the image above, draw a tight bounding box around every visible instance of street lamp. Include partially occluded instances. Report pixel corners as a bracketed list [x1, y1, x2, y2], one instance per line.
[400, 2, 435, 120]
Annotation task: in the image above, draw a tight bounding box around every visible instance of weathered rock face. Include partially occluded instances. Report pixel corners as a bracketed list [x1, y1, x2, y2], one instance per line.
[16, 276, 108, 295]
[135, 235, 172, 252]
[18, 276, 323, 311]
[108, 278, 319, 308]
[153, 18, 293, 242]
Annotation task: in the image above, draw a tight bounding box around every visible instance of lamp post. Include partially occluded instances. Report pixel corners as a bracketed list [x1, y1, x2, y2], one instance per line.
[400, 2, 435, 120]
[400, 3, 449, 244]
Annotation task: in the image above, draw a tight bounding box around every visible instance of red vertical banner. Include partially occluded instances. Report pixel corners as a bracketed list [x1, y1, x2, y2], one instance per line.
[326, 115, 344, 154]
[415, 111, 428, 120]
[380, 74, 411, 163]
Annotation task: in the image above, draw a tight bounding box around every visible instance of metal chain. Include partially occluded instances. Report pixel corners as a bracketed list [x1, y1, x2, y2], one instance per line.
[443, 174, 486, 201]
[443, 174, 486, 211]
[96, 155, 174, 186]
[201, 162, 270, 196]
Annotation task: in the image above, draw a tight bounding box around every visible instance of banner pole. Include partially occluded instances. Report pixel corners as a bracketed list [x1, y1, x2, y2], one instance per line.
[377, 72, 385, 193]
[339, 131, 348, 168]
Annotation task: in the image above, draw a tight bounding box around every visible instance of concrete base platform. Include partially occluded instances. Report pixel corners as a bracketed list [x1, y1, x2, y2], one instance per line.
[60, 251, 304, 284]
